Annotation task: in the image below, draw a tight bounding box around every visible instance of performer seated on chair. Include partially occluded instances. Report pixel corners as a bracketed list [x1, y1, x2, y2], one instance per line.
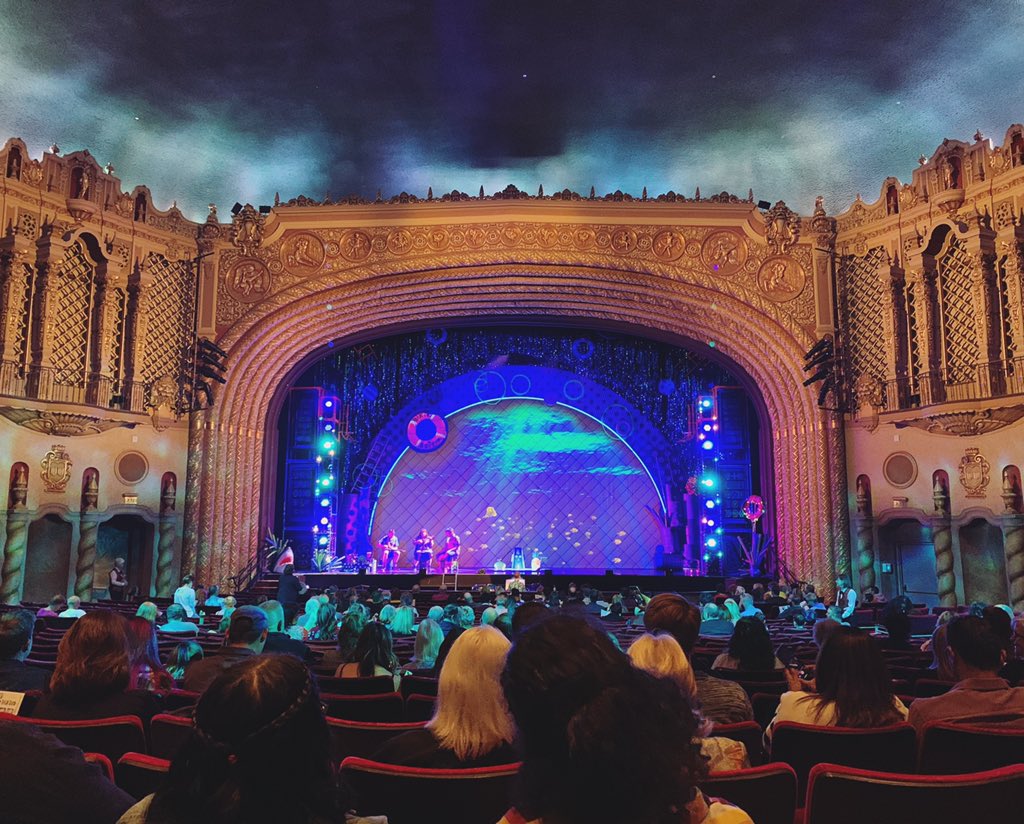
[438, 528, 460, 573]
[378, 529, 401, 573]
[412, 528, 434, 570]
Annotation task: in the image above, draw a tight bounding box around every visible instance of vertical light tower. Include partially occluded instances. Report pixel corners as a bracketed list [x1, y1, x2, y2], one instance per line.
[695, 394, 724, 575]
[313, 395, 341, 565]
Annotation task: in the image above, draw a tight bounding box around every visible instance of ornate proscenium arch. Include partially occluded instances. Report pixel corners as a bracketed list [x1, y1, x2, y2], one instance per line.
[183, 197, 846, 590]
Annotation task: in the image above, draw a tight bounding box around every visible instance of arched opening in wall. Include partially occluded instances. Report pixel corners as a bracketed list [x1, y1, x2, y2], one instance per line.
[23, 514, 72, 603]
[69, 166, 89, 199]
[877, 518, 937, 605]
[97, 515, 156, 598]
[134, 193, 148, 222]
[958, 517, 1006, 606]
[885, 184, 899, 215]
[5, 146, 22, 179]
[1010, 132, 1024, 168]
[269, 324, 767, 577]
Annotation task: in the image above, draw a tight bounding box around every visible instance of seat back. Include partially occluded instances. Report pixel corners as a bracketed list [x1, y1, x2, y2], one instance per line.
[323, 692, 404, 722]
[400, 675, 439, 700]
[27, 715, 147, 763]
[710, 721, 764, 766]
[150, 713, 194, 759]
[404, 694, 436, 722]
[913, 678, 954, 697]
[162, 688, 201, 711]
[805, 762, 1024, 824]
[83, 751, 114, 782]
[340, 756, 519, 824]
[919, 721, 1024, 774]
[751, 692, 781, 730]
[115, 753, 171, 800]
[327, 718, 427, 762]
[699, 764, 797, 824]
[770, 722, 916, 795]
[318, 675, 396, 695]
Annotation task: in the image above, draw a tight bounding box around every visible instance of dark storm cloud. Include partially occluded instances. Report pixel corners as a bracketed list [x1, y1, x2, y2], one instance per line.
[1, 0, 1022, 218]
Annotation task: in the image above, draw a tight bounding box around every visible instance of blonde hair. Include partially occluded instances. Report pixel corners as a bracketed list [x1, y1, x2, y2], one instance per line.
[378, 604, 397, 625]
[390, 605, 416, 635]
[135, 602, 159, 622]
[412, 618, 443, 669]
[628, 633, 697, 698]
[428, 625, 514, 760]
[723, 598, 741, 623]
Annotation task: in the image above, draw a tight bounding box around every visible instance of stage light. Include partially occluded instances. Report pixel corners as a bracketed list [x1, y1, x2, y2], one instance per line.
[698, 433, 705, 440]
[324, 400, 333, 408]
[318, 536, 329, 546]
[706, 500, 715, 509]
[320, 517, 329, 525]
[320, 498, 330, 507]
[312, 525, 319, 533]
[315, 456, 322, 463]
[712, 424, 719, 431]
[715, 527, 723, 534]
[701, 517, 708, 525]
[707, 538, 718, 548]
[716, 550, 723, 559]
[702, 424, 712, 432]
[325, 424, 333, 431]
[702, 440, 714, 451]
[322, 439, 334, 450]
[707, 519, 715, 527]
[703, 553, 710, 561]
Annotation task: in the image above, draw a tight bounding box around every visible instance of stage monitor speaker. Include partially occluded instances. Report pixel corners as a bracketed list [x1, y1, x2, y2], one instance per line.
[604, 569, 615, 577]
[357, 568, 367, 578]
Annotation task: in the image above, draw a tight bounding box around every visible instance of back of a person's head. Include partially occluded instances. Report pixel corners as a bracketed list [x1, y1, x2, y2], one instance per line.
[0, 609, 34, 660]
[259, 599, 286, 633]
[815, 628, 899, 728]
[442, 603, 459, 621]
[282, 564, 294, 575]
[627, 632, 696, 698]
[982, 605, 1013, 646]
[414, 618, 444, 665]
[881, 601, 912, 642]
[427, 605, 444, 622]
[165, 604, 186, 623]
[227, 606, 269, 645]
[947, 615, 1005, 672]
[481, 606, 498, 626]
[813, 618, 842, 648]
[503, 614, 702, 823]
[457, 604, 475, 628]
[67, 595, 82, 610]
[136, 601, 159, 622]
[353, 621, 395, 675]
[740, 593, 755, 610]
[51, 611, 130, 703]
[510, 600, 547, 638]
[430, 625, 514, 759]
[644, 593, 700, 654]
[166, 641, 203, 678]
[378, 604, 397, 624]
[312, 603, 337, 638]
[126, 615, 160, 665]
[726, 616, 776, 670]
[150, 655, 340, 823]
[48, 594, 67, 610]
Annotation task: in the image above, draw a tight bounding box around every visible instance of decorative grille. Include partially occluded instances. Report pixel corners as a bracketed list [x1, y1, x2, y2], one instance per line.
[997, 257, 1017, 373]
[906, 285, 922, 393]
[842, 248, 887, 386]
[13, 262, 33, 376]
[109, 287, 127, 394]
[51, 241, 94, 386]
[936, 237, 979, 385]
[141, 254, 195, 399]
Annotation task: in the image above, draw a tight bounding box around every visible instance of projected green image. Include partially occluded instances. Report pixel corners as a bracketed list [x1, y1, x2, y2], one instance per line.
[371, 398, 664, 571]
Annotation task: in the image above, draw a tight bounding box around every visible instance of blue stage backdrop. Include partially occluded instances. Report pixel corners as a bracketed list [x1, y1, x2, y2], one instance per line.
[372, 398, 664, 572]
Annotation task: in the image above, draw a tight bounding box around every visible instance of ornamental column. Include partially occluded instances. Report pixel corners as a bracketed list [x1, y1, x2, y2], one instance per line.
[85, 255, 128, 406]
[960, 216, 1001, 395]
[24, 230, 71, 401]
[0, 232, 34, 394]
[931, 470, 957, 607]
[878, 254, 909, 408]
[1001, 465, 1024, 612]
[907, 269, 943, 405]
[854, 474, 876, 591]
[156, 472, 178, 596]
[0, 463, 30, 605]
[74, 468, 100, 599]
[122, 258, 153, 413]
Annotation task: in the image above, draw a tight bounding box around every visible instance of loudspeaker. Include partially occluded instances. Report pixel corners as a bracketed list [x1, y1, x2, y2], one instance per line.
[604, 570, 615, 577]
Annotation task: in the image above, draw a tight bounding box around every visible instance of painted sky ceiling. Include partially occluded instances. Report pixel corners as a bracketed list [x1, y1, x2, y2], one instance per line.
[1, 0, 1022, 220]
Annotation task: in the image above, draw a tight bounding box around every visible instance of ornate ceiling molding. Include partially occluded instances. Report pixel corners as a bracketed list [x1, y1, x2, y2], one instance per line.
[894, 405, 1024, 436]
[0, 407, 138, 436]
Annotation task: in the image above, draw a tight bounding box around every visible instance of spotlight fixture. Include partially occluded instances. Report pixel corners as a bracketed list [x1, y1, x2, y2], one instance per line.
[231, 202, 243, 216]
[757, 200, 771, 210]
[258, 205, 272, 215]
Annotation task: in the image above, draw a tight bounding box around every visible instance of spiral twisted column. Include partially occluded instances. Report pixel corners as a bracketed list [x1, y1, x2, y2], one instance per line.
[0, 511, 29, 604]
[1003, 515, 1024, 612]
[74, 513, 100, 599]
[854, 475, 875, 591]
[932, 471, 956, 607]
[156, 472, 178, 596]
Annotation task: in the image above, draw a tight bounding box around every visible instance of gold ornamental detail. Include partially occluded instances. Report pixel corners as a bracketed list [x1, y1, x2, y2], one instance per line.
[757, 255, 805, 302]
[225, 258, 272, 303]
[958, 448, 990, 498]
[280, 232, 326, 275]
[41, 443, 73, 493]
[701, 230, 748, 276]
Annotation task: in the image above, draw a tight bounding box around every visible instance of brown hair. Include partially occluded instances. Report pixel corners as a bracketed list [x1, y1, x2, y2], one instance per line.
[50, 611, 131, 704]
[643, 593, 700, 655]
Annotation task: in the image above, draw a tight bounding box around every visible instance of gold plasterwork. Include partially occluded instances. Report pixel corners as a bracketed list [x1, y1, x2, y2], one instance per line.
[0, 407, 137, 436]
[40, 443, 73, 493]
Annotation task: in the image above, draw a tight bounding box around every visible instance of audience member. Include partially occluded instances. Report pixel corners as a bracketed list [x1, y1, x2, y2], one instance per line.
[390, 596, 416, 636]
[158, 604, 198, 636]
[481, 606, 499, 626]
[204, 584, 224, 609]
[0, 609, 49, 692]
[825, 605, 849, 626]
[699, 602, 735, 637]
[183, 606, 269, 693]
[108, 557, 128, 602]
[628, 632, 749, 772]
[58, 595, 86, 619]
[737, 593, 763, 620]
[646, 593, 753, 723]
[878, 598, 913, 650]
[274, 563, 308, 624]
[834, 574, 857, 621]
[119, 655, 347, 823]
[377, 603, 397, 629]
[165, 641, 203, 681]
[908, 615, 1024, 731]
[713, 616, 784, 671]
[307, 602, 339, 642]
[438, 603, 461, 635]
[926, 622, 957, 682]
[135, 601, 159, 623]
[173, 575, 197, 618]
[408, 618, 443, 673]
[321, 610, 366, 670]
[336, 622, 399, 686]
[722, 598, 741, 623]
[126, 616, 175, 692]
[457, 604, 475, 629]
[258, 599, 312, 659]
[812, 617, 842, 650]
[767, 628, 907, 738]
[32, 611, 160, 723]
[426, 604, 444, 623]
[510, 600, 548, 639]
[499, 614, 752, 824]
[215, 594, 237, 618]
[37, 594, 66, 618]
[1, 720, 135, 824]
[374, 626, 517, 767]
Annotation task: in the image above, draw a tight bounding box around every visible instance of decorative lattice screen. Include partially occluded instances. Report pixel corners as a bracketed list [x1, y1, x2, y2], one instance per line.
[109, 287, 127, 394]
[51, 242, 94, 386]
[141, 254, 194, 396]
[936, 237, 979, 384]
[842, 248, 888, 385]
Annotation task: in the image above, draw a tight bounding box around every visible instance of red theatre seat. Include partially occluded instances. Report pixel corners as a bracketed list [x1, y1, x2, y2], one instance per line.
[115, 753, 171, 800]
[399, 675, 439, 700]
[709, 721, 764, 766]
[918, 721, 1024, 774]
[317, 675, 396, 695]
[804, 762, 1024, 824]
[327, 717, 427, 762]
[20, 715, 147, 764]
[699, 763, 797, 824]
[83, 752, 115, 782]
[149, 713, 194, 760]
[404, 694, 436, 722]
[769, 721, 916, 795]
[340, 757, 520, 824]
[323, 692, 404, 722]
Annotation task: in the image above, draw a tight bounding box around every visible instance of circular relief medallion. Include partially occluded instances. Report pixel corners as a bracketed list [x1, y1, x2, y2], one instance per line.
[411, 232, 429, 251]
[536, 227, 559, 248]
[225, 259, 271, 303]
[610, 228, 638, 254]
[574, 228, 596, 250]
[115, 450, 149, 485]
[426, 228, 450, 251]
[757, 255, 806, 302]
[339, 230, 372, 262]
[387, 229, 413, 255]
[465, 227, 487, 248]
[652, 230, 686, 261]
[370, 234, 389, 253]
[449, 229, 466, 246]
[499, 225, 522, 246]
[701, 230, 748, 276]
[280, 232, 325, 275]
